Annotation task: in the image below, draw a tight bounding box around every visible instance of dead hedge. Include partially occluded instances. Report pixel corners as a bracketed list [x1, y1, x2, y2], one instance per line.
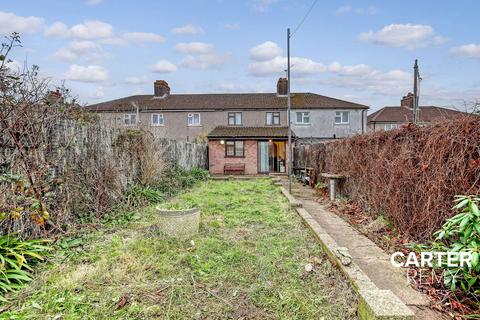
[302, 116, 480, 240]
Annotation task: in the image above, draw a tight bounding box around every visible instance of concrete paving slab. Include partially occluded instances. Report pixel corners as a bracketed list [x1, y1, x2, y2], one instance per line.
[276, 178, 445, 319]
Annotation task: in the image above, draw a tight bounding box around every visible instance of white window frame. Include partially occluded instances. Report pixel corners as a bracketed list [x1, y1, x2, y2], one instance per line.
[384, 123, 398, 131]
[335, 111, 350, 125]
[151, 113, 164, 126]
[123, 113, 137, 126]
[228, 112, 242, 126]
[266, 112, 280, 125]
[295, 112, 310, 124]
[187, 113, 201, 126]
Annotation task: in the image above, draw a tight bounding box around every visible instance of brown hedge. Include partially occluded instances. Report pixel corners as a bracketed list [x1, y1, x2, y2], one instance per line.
[307, 116, 480, 240]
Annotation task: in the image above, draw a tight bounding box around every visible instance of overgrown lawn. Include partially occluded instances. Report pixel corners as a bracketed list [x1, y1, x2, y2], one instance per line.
[2, 179, 357, 319]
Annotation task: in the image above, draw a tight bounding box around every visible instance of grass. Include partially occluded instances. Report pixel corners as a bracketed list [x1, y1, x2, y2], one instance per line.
[1, 179, 357, 319]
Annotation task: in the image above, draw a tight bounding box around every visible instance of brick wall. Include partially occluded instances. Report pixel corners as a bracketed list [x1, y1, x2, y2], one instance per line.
[208, 140, 258, 174]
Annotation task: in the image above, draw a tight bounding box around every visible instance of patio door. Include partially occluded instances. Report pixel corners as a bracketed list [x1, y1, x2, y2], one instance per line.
[258, 141, 286, 173]
[258, 141, 270, 173]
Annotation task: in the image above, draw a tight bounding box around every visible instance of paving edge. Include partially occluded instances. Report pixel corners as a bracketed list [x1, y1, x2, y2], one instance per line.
[279, 188, 414, 320]
[279, 187, 303, 207]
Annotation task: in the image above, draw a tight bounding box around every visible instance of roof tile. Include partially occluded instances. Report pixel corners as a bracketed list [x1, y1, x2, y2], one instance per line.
[86, 93, 368, 112]
[207, 126, 294, 138]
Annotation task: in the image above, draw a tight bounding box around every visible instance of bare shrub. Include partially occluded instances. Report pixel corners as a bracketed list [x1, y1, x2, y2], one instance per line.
[302, 116, 480, 240]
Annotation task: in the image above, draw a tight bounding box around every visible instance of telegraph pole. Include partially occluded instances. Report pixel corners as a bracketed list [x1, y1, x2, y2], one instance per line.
[413, 59, 419, 124]
[287, 28, 292, 193]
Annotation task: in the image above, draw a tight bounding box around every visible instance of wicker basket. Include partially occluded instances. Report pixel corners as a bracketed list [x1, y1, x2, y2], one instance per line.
[156, 207, 200, 238]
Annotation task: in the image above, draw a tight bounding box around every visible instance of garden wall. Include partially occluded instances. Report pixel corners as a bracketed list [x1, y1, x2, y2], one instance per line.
[295, 116, 480, 240]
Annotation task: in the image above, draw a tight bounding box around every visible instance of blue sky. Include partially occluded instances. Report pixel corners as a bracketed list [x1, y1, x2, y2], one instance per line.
[2, 0, 479, 112]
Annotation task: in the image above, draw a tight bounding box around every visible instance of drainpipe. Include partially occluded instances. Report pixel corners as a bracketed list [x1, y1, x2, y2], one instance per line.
[361, 109, 366, 134]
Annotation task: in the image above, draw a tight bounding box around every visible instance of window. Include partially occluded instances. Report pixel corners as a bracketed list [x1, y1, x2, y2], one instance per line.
[124, 114, 137, 126]
[151, 113, 164, 126]
[384, 123, 398, 131]
[225, 140, 244, 157]
[295, 112, 310, 124]
[187, 113, 201, 126]
[266, 112, 280, 125]
[335, 111, 349, 124]
[228, 112, 242, 126]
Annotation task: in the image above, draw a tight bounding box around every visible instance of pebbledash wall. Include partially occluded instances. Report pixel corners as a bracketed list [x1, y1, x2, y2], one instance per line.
[96, 108, 367, 142]
[96, 110, 288, 142]
[208, 140, 258, 174]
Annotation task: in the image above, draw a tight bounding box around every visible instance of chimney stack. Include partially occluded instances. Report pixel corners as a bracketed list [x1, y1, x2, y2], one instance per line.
[46, 89, 63, 105]
[400, 92, 414, 109]
[154, 80, 170, 98]
[276, 77, 288, 96]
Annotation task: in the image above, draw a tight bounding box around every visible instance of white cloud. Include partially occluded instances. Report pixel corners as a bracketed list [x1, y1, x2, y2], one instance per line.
[451, 44, 480, 58]
[359, 24, 444, 49]
[5, 59, 22, 73]
[217, 82, 268, 93]
[45, 20, 113, 40]
[175, 42, 213, 54]
[224, 23, 240, 30]
[53, 48, 77, 62]
[171, 24, 204, 35]
[89, 86, 105, 99]
[85, 0, 103, 5]
[52, 40, 103, 62]
[250, 41, 282, 61]
[326, 62, 410, 95]
[121, 32, 165, 44]
[70, 20, 113, 39]
[44, 22, 69, 38]
[249, 56, 326, 77]
[180, 53, 231, 70]
[125, 75, 149, 84]
[336, 5, 378, 15]
[252, 0, 279, 12]
[65, 64, 108, 82]
[0, 11, 44, 35]
[151, 60, 177, 73]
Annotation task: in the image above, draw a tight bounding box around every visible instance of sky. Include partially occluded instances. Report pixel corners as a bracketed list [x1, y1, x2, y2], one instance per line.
[1, 0, 479, 112]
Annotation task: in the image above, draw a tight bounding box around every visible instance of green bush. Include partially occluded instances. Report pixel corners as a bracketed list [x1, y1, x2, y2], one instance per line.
[154, 166, 209, 197]
[0, 235, 50, 301]
[429, 195, 480, 293]
[125, 185, 164, 207]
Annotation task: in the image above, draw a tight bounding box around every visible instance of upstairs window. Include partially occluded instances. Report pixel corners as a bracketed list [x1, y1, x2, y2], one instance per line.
[335, 111, 350, 124]
[124, 114, 137, 126]
[187, 113, 201, 126]
[225, 140, 244, 157]
[295, 112, 310, 124]
[266, 112, 280, 125]
[151, 113, 164, 126]
[228, 112, 242, 126]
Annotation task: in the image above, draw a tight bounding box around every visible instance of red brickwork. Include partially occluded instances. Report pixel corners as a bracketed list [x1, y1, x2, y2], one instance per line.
[208, 140, 258, 175]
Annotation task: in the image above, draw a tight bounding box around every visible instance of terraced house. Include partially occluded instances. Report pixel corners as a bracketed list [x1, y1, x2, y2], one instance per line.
[87, 79, 368, 174]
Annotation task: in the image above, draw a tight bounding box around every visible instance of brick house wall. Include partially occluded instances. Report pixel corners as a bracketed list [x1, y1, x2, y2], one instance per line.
[208, 140, 258, 174]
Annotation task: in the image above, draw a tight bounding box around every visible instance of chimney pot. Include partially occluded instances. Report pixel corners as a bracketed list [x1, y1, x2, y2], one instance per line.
[154, 80, 170, 98]
[276, 77, 288, 96]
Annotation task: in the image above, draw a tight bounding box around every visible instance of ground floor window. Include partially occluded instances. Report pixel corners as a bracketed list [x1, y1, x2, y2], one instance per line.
[384, 123, 398, 130]
[225, 140, 244, 157]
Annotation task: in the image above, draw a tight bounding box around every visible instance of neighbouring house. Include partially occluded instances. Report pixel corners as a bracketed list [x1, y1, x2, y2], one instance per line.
[87, 78, 368, 174]
[368, 92, 466, 132]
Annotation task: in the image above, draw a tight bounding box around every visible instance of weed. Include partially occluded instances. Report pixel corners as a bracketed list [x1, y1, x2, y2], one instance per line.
[4, 179, 356, 319]
[0, 235, 50, 301]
